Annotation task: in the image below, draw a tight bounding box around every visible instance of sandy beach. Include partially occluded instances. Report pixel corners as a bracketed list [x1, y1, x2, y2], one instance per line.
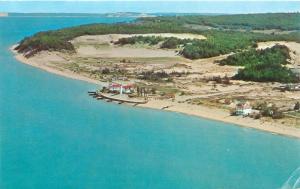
[11, 45, 300, 138]
[139, 99, 300, 138]
[12, 46, 105, 86]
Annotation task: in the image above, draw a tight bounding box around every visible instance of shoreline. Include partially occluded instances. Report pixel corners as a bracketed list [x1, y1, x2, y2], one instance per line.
[138, 100, 300, 139]
[11, 46, 107, 86]
[11, 46, 300, 139]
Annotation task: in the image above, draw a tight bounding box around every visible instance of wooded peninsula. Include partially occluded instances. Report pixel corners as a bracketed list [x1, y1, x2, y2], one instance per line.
[13, 13, 300, 137]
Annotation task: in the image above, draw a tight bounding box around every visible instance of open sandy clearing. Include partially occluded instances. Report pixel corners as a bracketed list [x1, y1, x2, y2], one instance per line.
[75, 45, 179, 58]
[72, 33, 206, 58]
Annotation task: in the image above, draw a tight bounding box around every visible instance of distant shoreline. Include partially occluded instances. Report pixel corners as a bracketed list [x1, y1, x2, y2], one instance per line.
[11, 46, 300, 139]
[5, 12, 156, 18]
[0, 13, 8, 17]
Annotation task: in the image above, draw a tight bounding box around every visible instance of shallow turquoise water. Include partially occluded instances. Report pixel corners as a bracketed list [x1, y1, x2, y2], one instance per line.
[0, 15, 300, 189]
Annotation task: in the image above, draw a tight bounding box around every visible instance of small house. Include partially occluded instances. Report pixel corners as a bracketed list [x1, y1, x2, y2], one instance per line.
[108, 83, 135, 94]
[108, 83, 122, 92]
[121, 84, 135, 94]
[235, 101, 252, 116]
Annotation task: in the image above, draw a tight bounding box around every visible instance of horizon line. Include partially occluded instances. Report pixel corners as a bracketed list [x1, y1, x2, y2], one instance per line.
[1, 0, 300, 2]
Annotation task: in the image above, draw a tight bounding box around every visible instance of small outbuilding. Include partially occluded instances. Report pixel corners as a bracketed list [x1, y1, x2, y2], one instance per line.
[235, 101, 252, 116]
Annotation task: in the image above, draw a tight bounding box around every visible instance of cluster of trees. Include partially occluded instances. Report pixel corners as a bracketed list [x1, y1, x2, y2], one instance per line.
[218, 45, 290, 66]
[235, 66, 297, 83]
[115, 35, 196, 50]
[205, 76, 231, 85]
[179, 31, 251, 59]
[160, 37, 182, 49]
[219, 45, 297, 83]
[253, 102, 284, 119]
[101, 68, 110, 74]
[295, 102, 300, 111]
[179, 30, 298, 59]
[15, 33, 75, 57]
[180, 40, 221, 59]
[160, 37, 195, 49]
[138, 71, 172, 82]
[114, 36, 164, 45]
[136, 86, 157, 97]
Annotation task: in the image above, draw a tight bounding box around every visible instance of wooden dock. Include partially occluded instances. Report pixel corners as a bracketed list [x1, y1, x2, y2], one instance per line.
[88, 91, 148, 104]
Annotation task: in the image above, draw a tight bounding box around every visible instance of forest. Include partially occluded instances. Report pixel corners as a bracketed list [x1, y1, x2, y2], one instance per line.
[15, 13, 300, 60]
[142, 13, 300, 30]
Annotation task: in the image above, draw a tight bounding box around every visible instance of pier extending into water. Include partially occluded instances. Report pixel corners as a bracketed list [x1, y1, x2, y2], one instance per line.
[88, 91, 148, 105]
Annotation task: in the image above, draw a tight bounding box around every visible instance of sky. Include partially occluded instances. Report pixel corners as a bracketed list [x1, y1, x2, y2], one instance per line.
[0, 0, 299, 1]
[0, 1, 299, 13]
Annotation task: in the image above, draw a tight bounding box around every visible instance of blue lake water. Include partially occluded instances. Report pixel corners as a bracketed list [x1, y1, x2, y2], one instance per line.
[0, 15, 300, 189]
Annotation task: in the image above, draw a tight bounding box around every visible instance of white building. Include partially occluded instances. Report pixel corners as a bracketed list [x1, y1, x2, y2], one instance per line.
[108, 83, 135, 94]
[235, 102, 252, 116]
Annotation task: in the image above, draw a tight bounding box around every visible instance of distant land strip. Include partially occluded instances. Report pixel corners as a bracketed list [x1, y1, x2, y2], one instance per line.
[0, 13, 8, 17]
